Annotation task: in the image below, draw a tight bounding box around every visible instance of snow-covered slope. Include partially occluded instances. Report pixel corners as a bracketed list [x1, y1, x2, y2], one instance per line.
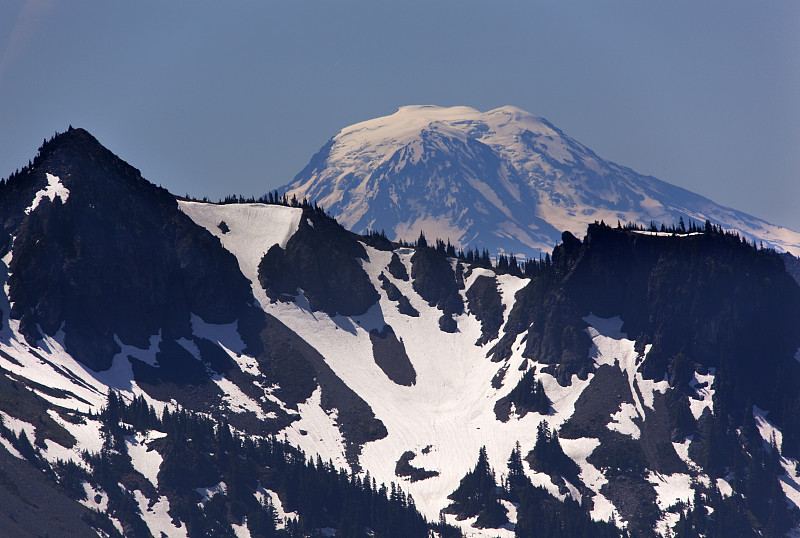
[177, 202, 800, 535]
[177, 201, 302, 308]
[283, 105, 800, 257]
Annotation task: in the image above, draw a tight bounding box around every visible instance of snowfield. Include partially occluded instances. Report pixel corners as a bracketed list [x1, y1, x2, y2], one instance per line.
[262, 246, 550, 526]
[178, 201, 302, 308]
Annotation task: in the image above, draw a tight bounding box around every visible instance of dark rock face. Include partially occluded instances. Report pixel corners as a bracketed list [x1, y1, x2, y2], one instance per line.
[1, 129, 253, 371]
[410, 248, 464, 311]
[4, 128, 800, 536]
[410, 247, 464, 332]
[394, 450, 438, 482]
[369, 325, 416, 386]
[131, 339, 224, 411]
[466, 275, 504, 346]
[258, 208, 379, 317]
[0, 447, 100, 538]
[782, 252, 800, 286]
[489, 267, 592, 383]
[377, 272, 418, 317]
[559, 364, 635, 440]
[557, 362, 686, 535]
[504, 223, 800, 531]
[494, 225, 800, 412]
[484, 223, 800, 531]
[387, 252, 409, 281]
[437, 314, 457, 333]
[556, 224, 800, 439]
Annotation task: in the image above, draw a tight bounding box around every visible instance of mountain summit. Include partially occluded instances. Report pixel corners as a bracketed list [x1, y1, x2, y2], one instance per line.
[283, 105, 800, 257]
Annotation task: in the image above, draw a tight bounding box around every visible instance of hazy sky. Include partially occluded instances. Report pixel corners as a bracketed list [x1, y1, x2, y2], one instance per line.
[1, 1, 799, 231]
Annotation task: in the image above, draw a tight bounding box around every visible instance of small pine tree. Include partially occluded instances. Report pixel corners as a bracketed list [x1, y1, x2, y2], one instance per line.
[417, 231, 427, 249]
[508, 441, 524, 479]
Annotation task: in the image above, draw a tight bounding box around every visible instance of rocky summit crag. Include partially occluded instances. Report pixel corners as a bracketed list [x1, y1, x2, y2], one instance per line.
[1, 128, 800, 537]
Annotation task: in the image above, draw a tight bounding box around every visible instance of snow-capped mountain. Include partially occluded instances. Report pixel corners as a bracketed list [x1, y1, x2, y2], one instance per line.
[2, 128, 800, 537]
[282, 105, 800, 258]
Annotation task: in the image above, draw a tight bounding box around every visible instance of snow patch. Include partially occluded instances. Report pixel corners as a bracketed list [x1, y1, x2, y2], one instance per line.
[259, 485, 297, 529]
[528, 470, 568, 501]
[190, 315, 245, 354]
[196, 481, 227, 506]
[232, 519, 252, 538]
[672, 437, 700, 472]
[500, 499, 518, 530]
[753, 406, 781, 449]
[81, 482, 109, 512]
[751, 407, 800, 512]
[46, 412, 104, 465]
[0, 329, 109, 415]
[648, 471, 693, 536]
[0, 436, 23, 459]
[176, 337, 201, 361]
[213, 376, 272, 420]
[189, 315, 259, 376]
[281, 386, 348, 471]
[631, 230, 703, 237]
[716, 477, 733, 498]
[647, 471, 694, 510]
[560, 437, 618, 524]
[688, 368, 715, 420]
[0, 411, 36, 442]
[134, 490, 187, 538]
[264, 244, 552, 529]
[780, 470, 800, 513]
[442, 513, 514, 538]
[25, 173, 69, 214]
[607, 402, 640, 439]
[127, 431, 166, 488]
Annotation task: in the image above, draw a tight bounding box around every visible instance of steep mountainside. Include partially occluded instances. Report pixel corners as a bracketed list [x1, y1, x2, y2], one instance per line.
[282, 105, 800, 258]
[1, 129, 800, 537]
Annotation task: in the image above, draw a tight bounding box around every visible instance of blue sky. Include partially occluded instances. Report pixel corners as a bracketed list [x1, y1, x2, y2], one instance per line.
[1, 1, 799, 231]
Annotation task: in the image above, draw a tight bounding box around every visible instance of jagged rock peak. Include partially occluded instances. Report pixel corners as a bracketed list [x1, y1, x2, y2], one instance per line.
[1, 126, 252, 371]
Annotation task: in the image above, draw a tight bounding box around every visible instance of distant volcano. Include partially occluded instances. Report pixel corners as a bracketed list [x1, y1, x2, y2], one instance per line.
[282, 105, 800, 257]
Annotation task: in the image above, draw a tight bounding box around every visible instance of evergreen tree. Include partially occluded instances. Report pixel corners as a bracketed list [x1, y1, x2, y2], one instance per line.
[506, 368, 550, 416]
[526, 420, 581, 485]
[417, 230, 427, 249]
[444, 446, 508, 528]
[507, 441, 524, 479]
